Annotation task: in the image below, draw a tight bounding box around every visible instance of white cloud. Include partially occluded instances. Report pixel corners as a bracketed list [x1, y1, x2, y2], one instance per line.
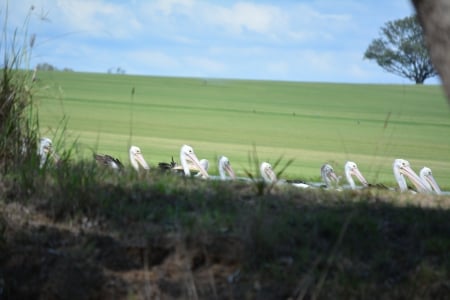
[206, 2, 287, 36]
[207, 46, 266, 57]
[298, 51, 334, 72]
[184, 56, 227, 75]
[266, 61, 289, 77]
[54, 0, 142, 38]
[127, 50, 180, 69]
[151, 0, 195, 16]
[348, 64, 371, 79]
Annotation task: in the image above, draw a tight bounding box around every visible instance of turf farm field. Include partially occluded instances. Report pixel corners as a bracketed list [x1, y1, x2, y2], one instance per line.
[36, 71, 450, 189]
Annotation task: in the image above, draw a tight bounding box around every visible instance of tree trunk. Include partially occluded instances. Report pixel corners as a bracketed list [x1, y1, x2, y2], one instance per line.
[412, 0, 450, 105]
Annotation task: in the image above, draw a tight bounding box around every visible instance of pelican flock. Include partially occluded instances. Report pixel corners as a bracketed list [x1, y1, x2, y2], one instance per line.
[38, 137, 446, 195]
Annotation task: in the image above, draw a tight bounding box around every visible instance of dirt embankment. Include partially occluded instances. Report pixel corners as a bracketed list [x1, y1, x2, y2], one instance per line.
[1, 201, 284, 300]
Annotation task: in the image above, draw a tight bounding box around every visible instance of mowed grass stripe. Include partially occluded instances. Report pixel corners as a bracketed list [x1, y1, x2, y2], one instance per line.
[36, 71, 450, 188]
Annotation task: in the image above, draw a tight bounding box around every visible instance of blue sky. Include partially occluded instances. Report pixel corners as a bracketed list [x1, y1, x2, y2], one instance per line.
[4, 0, 436, 84]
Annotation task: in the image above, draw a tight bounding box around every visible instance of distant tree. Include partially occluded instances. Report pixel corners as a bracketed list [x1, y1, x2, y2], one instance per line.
[36, 62, 57, 71]
[107, 67, 126, 75]
[364, 15, 437, 84]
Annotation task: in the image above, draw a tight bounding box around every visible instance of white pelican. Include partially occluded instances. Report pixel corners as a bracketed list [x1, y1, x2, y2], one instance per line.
[94, 153, 124, 170]
[260, 162, 277, 183]
[420, 167, 442, 195]
[38, 137, 60, 168]
[320, 163, 340, 188]
[218, 156, 236, 180]
[129, 145, 150, 172]
[179, 144, 209, 178]
[260, 161, 311, 188]
[344, 161, 368, 190]
[393, 159, 429, 193]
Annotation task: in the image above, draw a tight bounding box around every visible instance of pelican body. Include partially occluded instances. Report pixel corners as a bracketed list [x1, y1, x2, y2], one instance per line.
[94, 154, 124, 170]
[158, 156, 178, 171]
[194, 159, 210, 178]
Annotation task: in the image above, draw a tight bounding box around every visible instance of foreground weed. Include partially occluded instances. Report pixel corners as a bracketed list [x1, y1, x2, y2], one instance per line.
[244, 144, 295, 199]
[0, 7, 39, 174]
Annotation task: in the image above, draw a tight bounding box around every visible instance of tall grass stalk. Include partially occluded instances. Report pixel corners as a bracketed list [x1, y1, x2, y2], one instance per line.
[0, 4, 40, 176]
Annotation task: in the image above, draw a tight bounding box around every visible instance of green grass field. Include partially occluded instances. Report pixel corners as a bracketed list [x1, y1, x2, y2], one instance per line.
[35, 71, 450, 188]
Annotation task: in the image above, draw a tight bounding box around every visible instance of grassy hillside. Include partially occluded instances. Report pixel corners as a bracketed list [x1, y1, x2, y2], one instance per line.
[3, 69, 450, 300]
[36, 71, 450, 188]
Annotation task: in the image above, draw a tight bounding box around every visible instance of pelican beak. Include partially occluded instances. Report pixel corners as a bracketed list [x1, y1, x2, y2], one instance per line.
[399, 165, 428, 193]
[135, 153, 150, 170]
[264, 166, 277, 182]
[423, 172, 442, 194]
[46, 146, 61, 165]
[186, 152, 209, 179]
[43, 145, 51, 155]
[52, 151, 61, 164]
[225, 163, 236, 179]
[328, 170, 339, 183]
[350, 168, 368, 187]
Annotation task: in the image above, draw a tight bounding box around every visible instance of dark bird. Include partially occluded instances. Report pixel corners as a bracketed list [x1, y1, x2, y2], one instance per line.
[158, 156, 178, 171]
[94, 153, 124, 170]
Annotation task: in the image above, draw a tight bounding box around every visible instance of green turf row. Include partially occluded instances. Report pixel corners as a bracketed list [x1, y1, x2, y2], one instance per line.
[35, 71, 450, 188]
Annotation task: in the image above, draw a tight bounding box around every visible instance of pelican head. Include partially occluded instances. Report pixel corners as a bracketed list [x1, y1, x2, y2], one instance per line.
[260, 162, 277, 183]
[218, 156, 236, 180]
[38, 137, 60, 168]
[320, 163, 339, 188]
[420, 167, 442, 194]
[180, 144, 209, 178]
[129, 146, 150, 172]
[344, 161, 368, 190]
[393, 159, 428, 193]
